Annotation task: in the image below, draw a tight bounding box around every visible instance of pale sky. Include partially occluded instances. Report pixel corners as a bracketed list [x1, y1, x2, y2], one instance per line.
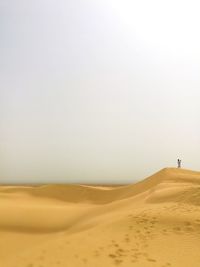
[1, 0, 200, 183]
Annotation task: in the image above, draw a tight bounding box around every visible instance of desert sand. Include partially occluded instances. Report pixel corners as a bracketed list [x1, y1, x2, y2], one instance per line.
[0, 167, 200, 267]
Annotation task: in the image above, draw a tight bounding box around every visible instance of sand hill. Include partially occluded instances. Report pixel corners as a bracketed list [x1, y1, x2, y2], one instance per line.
[0, 167, 200, 267]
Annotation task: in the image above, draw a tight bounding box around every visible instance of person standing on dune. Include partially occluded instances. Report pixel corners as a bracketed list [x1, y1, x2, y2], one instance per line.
[177, 159, 182, 168]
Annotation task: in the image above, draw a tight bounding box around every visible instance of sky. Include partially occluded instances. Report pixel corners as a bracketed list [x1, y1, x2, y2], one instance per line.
[0, 0, 200, 184]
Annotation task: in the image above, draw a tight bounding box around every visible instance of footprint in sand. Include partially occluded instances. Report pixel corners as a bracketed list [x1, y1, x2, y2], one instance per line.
[162, 229, 168, 235]
[114, 259, 123, 265]
[147, 258, 157, 262]
[115, 248, 126, 257]
[173, 226, 181, 233]
[93, 250, 100, 257]
[184, 221, 191, 226]
[118, 248, 125, 252]
[195, 219, 200, 225]
[38, 255, 45, 261]
[161, 263, 172, 267]
[124, 237, 130, 243]
[109, 254, 117, 258]
[108, 252, 124, 265]
[82, 258, 88, 263]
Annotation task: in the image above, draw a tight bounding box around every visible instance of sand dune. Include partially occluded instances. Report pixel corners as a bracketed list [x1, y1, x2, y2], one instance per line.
[1, 167, 200, 267]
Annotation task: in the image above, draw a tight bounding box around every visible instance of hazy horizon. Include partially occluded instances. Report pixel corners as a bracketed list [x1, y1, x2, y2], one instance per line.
[1, 0, 200, 183]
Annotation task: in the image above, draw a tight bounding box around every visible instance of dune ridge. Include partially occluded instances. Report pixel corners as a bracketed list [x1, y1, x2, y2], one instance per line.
[1, 167, 199, 204]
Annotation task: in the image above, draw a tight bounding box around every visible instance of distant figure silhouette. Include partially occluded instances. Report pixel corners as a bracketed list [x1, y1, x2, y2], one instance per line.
[177, 159, 181, 168]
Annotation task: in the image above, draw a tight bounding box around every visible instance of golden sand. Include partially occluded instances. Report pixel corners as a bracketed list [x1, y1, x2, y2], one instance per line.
[1, 168, 200, 267]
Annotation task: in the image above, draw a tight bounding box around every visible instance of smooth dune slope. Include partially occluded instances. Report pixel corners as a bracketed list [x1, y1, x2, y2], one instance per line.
[0, 168, 200, 267]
